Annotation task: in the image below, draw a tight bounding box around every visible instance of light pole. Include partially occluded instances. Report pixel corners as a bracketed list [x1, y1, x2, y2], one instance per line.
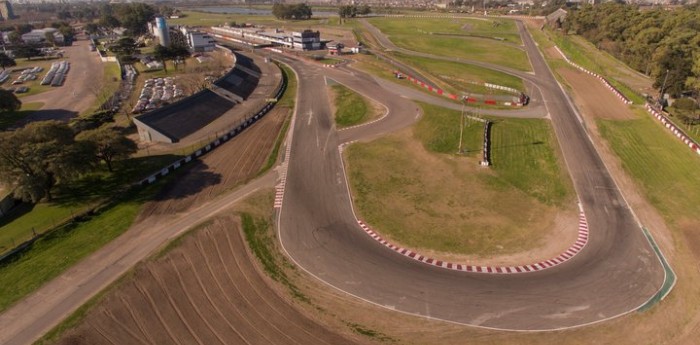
[458, 96, 467, 154]
[660, 68, 670, 107]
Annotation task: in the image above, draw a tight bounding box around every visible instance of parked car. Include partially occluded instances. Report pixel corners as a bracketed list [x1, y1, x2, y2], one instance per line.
[14, 86, 29, 93]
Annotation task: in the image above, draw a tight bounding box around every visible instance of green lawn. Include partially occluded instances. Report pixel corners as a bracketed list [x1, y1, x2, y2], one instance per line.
[390, 35, 531, 72]
[597, 111, 700, 220]
[331, 84, 370, 127]
[0, 183, 157, 312]
[368, 17, 521, 44]
[393, 52, 524, 93]
[490, 118, 571, 206]
[0, 102, 43, 130]
[344, 102, 573, 256]
[0, 154, 181, 258]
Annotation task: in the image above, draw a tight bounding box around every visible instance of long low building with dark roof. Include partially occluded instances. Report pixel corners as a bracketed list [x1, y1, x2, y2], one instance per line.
[134, 89, 236, 143]
[133, 50, 270, 144]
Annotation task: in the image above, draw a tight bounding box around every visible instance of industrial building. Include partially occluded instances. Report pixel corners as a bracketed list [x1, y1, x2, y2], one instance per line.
[180, 27, 216, 52]
[154, 16, 170, 46]
[210, 25, 325, 51]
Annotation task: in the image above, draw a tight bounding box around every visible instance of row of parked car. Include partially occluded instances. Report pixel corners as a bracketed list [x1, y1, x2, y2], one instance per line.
[131, 77, 184, 114]
[8, 67, 43, 85]
[40, 61, 70, 87]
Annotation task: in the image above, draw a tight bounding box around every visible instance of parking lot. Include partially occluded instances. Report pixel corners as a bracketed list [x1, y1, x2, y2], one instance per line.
[17, 37, 105, 123]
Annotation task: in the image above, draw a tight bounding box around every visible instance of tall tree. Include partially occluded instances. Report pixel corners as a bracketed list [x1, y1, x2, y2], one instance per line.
[153, 44, 172, 73]
[0, 52, 16, 71]
[0, 121, 94, 202]
[0, 89, 21, 112]
[76, 126, 137, 172]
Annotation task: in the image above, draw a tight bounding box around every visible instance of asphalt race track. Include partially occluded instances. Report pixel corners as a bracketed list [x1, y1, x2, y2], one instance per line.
[274, 19, 667, 330]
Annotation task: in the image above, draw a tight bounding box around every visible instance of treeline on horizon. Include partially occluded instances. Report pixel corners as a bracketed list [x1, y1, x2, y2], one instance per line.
[563, 3, 700, 98]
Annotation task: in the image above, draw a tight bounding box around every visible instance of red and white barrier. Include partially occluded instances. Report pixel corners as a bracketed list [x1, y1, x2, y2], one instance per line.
[554, 46, 632, 105]
[396, 70, 524, 107]
[644, 103, 700, 156]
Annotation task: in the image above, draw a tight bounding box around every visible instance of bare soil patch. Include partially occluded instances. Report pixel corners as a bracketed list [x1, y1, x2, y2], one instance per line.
[138, 107, 288, 218]
[558, 67, 635, 120]
[55, 215, 360, 345]
[544, 46, 563, 60]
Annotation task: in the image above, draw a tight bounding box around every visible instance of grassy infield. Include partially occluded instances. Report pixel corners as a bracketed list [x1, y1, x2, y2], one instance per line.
[330, 84, 370, 127]
[346, 102, 572, 256]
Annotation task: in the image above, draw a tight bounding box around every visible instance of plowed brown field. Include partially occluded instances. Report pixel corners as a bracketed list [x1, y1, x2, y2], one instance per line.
[56, 216, 357, 345]
[139, 107, 288, 218]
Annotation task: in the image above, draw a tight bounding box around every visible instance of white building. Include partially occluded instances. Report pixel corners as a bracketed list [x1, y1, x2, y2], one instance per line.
[210, 26, 324, 51]
[180, 27, 215, 52]
[21, 28, 64, 44]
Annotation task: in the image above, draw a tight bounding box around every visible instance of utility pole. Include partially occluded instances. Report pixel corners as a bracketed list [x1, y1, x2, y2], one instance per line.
[458, 99, 465, 154]
[660, 68, 670, 107]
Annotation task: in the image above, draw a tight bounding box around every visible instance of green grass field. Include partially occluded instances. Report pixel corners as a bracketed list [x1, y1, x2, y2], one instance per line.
[0, 183, 157, 312]
[597, 111, 700, 221]
[0, 102, 43, 130]
[0, 154, 180, 258]
[345, 102, 573, 256]
[368, 17, 521, 44]
[368, 17, 530, 71]
[394, 52, 524, 92]
[390, 35, 530, 72]
[331, 84, 370, 127]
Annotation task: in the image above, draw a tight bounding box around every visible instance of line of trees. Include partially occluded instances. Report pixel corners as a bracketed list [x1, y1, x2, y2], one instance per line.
[271, 3, 313, 20]
[338, 5, 372, 18]
[0, 121, 137, 202]
[563, 3, 700, 98]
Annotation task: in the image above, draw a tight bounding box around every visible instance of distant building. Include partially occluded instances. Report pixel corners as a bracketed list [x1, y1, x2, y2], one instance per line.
[546, 8, 567, 29]
[154, 16, 170, 46]
[291, 30, 322, 50]
[210, 26, 325, 51]
[21, 28, 64, 44]
[180, 27, 215, 52]
[0, 1, 15, 21]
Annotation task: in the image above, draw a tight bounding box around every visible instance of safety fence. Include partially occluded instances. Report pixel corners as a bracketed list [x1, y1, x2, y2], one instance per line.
[554, 46, 632, 105]
[481, 120, 492, 166]
[644, 103, 700, 156]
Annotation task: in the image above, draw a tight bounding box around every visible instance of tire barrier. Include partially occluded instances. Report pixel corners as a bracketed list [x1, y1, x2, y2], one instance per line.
[644, 103, 700, 156]
[138, 64, 288, 186]
[554, 46, 632, 105]
[481, 120, 492, 166]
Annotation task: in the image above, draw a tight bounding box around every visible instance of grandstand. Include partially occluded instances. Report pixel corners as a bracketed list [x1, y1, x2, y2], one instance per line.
[134, 50, 267, 144]
[134, 90, 235, 143]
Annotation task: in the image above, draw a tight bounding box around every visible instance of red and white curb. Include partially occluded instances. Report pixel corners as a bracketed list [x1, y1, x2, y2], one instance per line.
[356, 209, 589, 274]
[274, 99, 300, 208]
[554, 46, 632, 105]
[645, 103, 700, 157]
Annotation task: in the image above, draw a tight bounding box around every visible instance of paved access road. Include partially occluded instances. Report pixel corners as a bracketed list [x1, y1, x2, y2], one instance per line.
[274, 19, 666, 330]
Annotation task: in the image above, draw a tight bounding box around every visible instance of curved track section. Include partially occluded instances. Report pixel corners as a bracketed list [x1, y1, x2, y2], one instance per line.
[274, 19, 666, 331]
